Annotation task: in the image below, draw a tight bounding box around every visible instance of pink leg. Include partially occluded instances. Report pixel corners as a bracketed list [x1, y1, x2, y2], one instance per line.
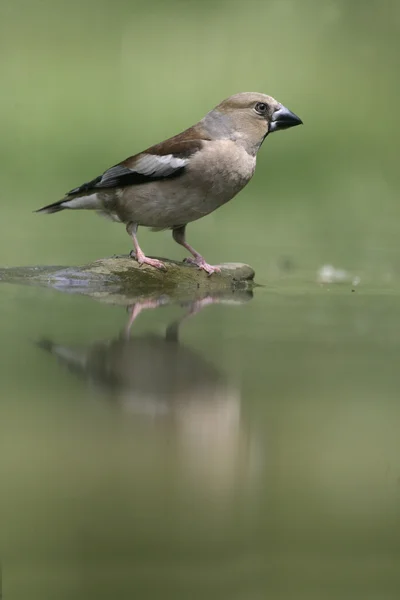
[172, 226, 221, 275]
[126, 223, 166, 270]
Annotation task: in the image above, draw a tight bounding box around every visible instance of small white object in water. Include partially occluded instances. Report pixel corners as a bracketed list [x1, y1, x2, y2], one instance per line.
[317, 264, 360, 285]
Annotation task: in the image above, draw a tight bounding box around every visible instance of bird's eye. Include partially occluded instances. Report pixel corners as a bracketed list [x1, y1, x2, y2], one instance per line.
[254, 102, 268, 115]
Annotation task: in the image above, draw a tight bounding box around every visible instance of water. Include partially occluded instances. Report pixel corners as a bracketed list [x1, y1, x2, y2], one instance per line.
[2, 268, 400, 599]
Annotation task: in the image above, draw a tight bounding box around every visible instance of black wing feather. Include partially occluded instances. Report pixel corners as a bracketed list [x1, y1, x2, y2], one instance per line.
[65, 136, 205, 197]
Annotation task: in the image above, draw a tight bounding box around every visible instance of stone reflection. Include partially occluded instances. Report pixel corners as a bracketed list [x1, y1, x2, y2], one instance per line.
[37, 290, 261, 492]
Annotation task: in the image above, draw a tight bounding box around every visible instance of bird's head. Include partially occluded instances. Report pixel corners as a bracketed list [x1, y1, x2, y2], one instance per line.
[203, 92, 302, 154]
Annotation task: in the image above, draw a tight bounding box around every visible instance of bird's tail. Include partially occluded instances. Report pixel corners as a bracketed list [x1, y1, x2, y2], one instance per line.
[36, 193, 100, 214]
[35, 199, 68, 214]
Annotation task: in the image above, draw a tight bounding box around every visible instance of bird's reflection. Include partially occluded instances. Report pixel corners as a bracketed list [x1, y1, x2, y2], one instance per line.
[37, 290, 261, 491]
[38, 293, 248, 411]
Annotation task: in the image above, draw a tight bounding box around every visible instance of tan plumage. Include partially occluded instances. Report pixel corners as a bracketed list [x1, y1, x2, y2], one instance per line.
[37, 92, 302, 274]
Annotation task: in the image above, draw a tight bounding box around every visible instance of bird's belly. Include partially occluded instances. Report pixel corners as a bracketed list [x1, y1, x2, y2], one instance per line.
[119, 182, 239, 228]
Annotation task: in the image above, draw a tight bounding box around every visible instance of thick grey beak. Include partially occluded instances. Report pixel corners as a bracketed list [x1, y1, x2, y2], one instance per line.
[269, 105, 303, 132]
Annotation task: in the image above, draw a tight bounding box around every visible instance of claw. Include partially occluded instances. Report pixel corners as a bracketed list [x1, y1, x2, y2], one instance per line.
[184, 257, 221, 275]
[130, 251, 166, 271]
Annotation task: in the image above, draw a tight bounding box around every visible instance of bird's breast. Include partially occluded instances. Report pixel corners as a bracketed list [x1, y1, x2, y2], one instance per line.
[188, 140, 256, 201]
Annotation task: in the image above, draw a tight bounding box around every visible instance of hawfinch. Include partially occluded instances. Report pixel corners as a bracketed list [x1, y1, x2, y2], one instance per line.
[37, 92, 302, 274]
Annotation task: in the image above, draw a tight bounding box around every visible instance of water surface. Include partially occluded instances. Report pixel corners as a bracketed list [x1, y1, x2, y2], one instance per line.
[2, 270, 400, 599]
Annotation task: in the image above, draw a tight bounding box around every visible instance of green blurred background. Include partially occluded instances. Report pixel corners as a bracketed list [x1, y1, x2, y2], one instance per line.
[1, 0, 400, 598]
[1, 0, 399, 272]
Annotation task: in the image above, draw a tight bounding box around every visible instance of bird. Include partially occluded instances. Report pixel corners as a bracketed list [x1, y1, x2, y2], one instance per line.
[36, 92, 302, 275]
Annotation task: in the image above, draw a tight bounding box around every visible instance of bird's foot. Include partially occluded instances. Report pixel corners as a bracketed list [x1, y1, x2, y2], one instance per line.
[130, 250, 166, 271]
[184, 256, 221, 275]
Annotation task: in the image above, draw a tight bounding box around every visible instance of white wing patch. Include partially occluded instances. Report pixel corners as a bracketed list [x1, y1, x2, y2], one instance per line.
[67, 152, 190, 195]
[132, 153, 189, 177]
